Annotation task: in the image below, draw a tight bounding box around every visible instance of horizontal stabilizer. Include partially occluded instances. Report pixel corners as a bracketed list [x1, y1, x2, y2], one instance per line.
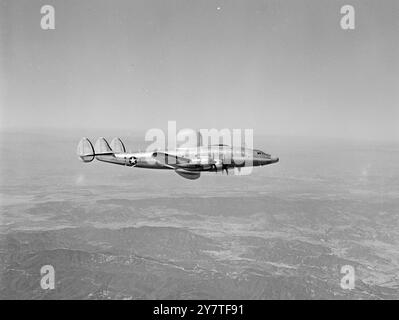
[94, 137, 114, 155]
[77, 137, 115, 163]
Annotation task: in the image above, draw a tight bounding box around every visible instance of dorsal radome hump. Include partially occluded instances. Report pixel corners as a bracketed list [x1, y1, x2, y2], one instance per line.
[110, 137, 126, 153]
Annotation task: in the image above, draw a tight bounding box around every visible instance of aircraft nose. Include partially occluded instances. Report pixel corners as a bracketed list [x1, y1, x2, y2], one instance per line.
[271, 156, 279, 163]
[258, 156, 279, 166]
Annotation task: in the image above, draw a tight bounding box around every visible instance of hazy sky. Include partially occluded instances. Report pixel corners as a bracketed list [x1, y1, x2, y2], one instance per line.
[1, 0, 398, 140]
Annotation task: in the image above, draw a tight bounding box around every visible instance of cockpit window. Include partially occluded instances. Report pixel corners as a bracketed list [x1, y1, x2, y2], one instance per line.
[256, 151, 271, 157]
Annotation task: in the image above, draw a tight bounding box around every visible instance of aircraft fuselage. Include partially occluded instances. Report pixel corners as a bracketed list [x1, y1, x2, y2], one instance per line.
[78, 137, 279, 179]
[97, 145, 279, 171]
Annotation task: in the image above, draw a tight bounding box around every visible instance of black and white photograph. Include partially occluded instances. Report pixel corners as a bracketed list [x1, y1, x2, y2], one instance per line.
[1, 0, 398, 308]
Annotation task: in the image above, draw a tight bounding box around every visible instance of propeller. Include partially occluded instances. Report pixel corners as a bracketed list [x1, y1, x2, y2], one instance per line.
[213, 162, 228, 175]
[210, 159, 228, 174]
[223, 165, 228, 175]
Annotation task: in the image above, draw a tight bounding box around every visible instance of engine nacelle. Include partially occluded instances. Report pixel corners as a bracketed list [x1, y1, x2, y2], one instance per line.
[189, 158, 225, 172]
[211, 159, 223, 172]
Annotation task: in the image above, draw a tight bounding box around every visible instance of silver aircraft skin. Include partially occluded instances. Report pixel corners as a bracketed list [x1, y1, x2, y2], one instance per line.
[77, 137, 279, 180]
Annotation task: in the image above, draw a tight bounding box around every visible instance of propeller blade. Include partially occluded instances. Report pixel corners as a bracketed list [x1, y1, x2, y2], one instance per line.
[223, 165, 228, 175]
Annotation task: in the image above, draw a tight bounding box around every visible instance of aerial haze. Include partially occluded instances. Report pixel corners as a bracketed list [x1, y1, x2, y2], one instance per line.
[1, 0, 398, 139]
[1, 0, 399, 300]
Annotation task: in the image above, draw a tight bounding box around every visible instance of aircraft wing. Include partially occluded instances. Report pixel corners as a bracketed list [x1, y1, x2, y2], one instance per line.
[152, 151, 222, 171]
[152, 151, 191, 167]
[152, 152, 203, 179]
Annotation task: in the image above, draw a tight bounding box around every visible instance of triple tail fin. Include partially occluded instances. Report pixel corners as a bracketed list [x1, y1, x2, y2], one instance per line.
[77, 137, 114, 162]
[77, 137, 95, 162]
[110, 137, 126, 153]
[94, 137, 113, 155]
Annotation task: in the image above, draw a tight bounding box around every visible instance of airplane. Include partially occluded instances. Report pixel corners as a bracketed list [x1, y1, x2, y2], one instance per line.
[77, 137, 279, 180]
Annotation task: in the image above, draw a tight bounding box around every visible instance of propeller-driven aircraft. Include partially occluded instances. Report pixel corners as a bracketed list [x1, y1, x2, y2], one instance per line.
[77, 137, 279, 180]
